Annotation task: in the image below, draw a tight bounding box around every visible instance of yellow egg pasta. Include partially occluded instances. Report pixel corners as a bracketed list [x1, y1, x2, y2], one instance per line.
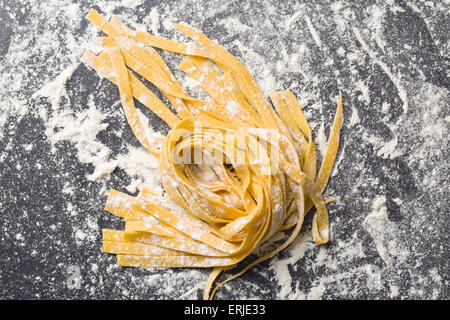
[82, 8, 343, 299]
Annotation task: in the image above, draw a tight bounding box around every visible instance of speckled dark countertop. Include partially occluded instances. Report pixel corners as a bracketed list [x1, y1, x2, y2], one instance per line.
[0, 0, 448, 300]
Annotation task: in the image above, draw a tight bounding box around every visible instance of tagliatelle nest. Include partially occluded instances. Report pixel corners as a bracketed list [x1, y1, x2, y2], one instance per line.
[81, 8, 343, 299]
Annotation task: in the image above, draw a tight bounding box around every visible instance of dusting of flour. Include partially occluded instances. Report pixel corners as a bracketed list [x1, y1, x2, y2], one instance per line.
[0, 0, 448, 300]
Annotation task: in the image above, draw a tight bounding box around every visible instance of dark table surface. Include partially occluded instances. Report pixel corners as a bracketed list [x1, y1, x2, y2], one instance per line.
[0, 0, 448, 299]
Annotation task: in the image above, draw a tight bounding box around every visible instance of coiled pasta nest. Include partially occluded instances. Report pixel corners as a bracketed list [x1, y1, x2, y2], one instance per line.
[82, 8, 343, 299]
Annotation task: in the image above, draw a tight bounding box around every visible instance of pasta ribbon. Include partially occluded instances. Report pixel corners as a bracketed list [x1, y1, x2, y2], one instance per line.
[82, 8, 343, 299]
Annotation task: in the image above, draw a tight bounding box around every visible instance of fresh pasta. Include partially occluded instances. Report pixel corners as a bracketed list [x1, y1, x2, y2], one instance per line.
[81, 8, 343, 299]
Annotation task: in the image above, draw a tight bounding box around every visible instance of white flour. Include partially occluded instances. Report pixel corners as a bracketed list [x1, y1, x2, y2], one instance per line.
[0, 0, 447, 300]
